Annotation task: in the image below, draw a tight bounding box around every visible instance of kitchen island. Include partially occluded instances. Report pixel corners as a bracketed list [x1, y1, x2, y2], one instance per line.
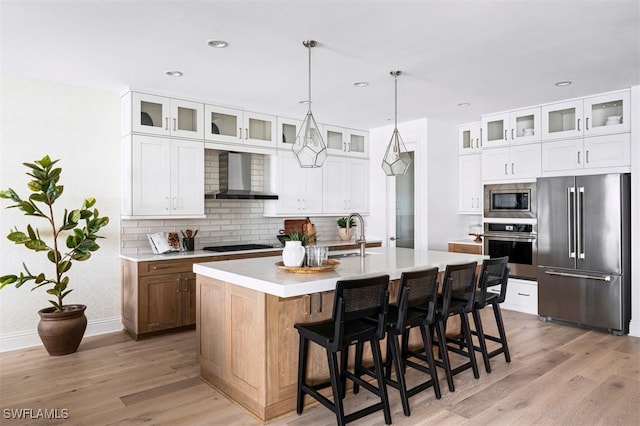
[193, 247, 487, 422]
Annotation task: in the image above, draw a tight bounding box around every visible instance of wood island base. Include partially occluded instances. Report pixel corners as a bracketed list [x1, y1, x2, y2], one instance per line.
[196, 274, 462, 423]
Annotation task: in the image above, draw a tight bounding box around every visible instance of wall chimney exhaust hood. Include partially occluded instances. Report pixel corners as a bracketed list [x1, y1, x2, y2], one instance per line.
[206, 152, 278, 200]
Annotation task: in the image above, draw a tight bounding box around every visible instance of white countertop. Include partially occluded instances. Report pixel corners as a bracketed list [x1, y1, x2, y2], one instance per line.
[193, 247, 488, 298]
[120, 240, 381, 262]
[448, 238, 483, 246]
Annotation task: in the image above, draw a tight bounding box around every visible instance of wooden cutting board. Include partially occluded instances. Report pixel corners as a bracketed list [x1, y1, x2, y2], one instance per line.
[284, 219, 307, 235]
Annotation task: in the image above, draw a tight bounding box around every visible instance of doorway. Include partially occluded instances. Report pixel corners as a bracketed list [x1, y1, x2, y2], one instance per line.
[394, 151, 414, 248]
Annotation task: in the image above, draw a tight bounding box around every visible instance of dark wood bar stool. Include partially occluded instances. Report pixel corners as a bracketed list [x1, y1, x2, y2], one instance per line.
[471, 256, 511, 373]
[433, 261, 480, 392]
[294, 275, 392, 425]
[380, 267, 442, 416]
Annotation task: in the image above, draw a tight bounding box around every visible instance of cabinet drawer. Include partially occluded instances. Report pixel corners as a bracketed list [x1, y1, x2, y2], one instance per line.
[448, 243, 482, 255]
[139, 257, 216, 276]
[490, 279, 537, 315]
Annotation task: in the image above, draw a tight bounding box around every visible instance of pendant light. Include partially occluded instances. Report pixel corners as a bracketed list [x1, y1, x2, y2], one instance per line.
[293, 40, 327, 168]
[382, 70, 411, 176]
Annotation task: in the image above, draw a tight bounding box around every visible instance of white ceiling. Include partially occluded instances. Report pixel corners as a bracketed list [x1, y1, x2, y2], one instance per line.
[2, 0, 639, 130]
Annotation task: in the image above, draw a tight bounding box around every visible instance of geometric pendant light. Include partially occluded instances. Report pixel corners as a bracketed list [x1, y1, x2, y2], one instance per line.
[292, 40, 327, 168]
[381, 70, 411, 176]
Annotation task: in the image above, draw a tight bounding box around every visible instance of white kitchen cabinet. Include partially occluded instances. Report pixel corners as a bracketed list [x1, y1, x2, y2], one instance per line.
[482, 107, 540, 148]
[458, 154, 482, 213]
[542, 133, 631, 174]
[324, 125, 368, 158]
[126, 92, 204, 139]
[488, 278, 537, 315]
[276, 117, 302, 150]
[322, 157, 369, 214]
[541, 90, 630, 140]
[267, 152, 323, 215]
[123, 135, 204, 217]
[482, 144, 541, 181]
[205, 104, 277, 149]
[458, 122, 482, 154]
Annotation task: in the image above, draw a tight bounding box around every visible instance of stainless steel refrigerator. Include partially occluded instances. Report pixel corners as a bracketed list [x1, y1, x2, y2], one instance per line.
[537, 173, 631, 335]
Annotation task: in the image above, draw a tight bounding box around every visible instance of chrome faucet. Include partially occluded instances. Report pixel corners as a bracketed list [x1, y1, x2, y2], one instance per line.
[347, 213, 366, 257]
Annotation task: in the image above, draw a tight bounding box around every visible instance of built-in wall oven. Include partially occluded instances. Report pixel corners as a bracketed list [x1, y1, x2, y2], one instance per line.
[483, 222, 538, 280]
[483, 182, 538, 280]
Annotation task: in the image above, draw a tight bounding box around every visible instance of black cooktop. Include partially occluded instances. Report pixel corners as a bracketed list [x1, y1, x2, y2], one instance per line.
[203, 244, 274, 252]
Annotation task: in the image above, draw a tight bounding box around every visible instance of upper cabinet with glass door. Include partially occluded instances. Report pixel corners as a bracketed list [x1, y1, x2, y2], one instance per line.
[481, 107, 541, 148]
[541, 90, 630, 140]
[125, 92, 204, 139]
[458, 121, 482, 154]
[323, 125, 368, 158]
[276, 117, 302, 151]
[205, 104, 277, 149]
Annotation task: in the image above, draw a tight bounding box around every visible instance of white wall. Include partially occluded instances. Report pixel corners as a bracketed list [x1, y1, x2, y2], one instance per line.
[426, 118, 473, 251]
[0, 75, 122, 350]
[629, 85, 639, 337]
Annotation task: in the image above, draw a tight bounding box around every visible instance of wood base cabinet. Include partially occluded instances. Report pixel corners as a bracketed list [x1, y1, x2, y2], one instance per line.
[121, 257, 214, 339]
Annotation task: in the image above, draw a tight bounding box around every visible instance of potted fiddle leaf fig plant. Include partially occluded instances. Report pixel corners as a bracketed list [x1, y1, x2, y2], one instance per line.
[0, 155, 109, 356]
[336, 217, 356, 241]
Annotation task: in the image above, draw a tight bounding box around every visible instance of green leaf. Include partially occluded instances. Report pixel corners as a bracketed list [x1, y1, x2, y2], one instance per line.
[66, 234, 79, 249]
[57, 260, 72, 274]
[0, 275, 18, 289]
[24, 239, 49, 251]
[69, 209, 81, 224]
[84, 197, 96, 208]
[19, 201, 36, 214]
[7, 230, 29, 243]
[47, 249, 61, 263]
[35, 273, 45, 284]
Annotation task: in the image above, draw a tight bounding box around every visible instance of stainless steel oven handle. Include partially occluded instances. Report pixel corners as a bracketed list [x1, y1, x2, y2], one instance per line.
[544, 270, 611, 282]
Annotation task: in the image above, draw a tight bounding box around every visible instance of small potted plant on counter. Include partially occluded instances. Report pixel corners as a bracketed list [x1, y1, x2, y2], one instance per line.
[336, 217, 356, 241]
[0, 155, 109, 356]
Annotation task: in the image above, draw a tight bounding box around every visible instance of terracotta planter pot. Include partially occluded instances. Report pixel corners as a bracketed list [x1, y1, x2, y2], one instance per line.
[338, 227, 354, 241]
[37, 304, 87, 356]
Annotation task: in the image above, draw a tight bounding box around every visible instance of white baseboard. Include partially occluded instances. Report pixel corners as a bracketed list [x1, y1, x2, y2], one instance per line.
[629, 318, 640, 338]
[0, 316, 122, 353]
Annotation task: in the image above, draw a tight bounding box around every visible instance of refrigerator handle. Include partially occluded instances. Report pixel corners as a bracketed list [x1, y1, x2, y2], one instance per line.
[577, 186, 585, 259]
[567, 187, 576, 259]
[544, 270, 611, 282]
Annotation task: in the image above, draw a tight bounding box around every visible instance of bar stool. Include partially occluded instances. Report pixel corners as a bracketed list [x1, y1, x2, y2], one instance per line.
[382, 267, 442, 416]
[471, 256, 511, 373]
[294, 275, 391, 425]
[433, 261, 479, 392]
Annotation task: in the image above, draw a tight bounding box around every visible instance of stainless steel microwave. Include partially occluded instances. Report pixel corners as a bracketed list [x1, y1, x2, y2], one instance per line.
[484, 182, 536, 219]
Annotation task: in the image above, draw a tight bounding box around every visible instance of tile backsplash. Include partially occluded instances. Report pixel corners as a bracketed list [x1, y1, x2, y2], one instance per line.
[120, 150, 350, 255]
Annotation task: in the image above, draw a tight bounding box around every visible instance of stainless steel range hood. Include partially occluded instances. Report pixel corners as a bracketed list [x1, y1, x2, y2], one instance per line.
[206, 152, 278, 200]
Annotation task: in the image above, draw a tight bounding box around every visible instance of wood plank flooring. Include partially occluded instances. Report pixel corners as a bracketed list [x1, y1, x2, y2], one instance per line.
[1, 309, 639, 425]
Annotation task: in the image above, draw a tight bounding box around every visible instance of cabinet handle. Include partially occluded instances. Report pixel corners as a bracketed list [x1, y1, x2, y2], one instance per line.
[165, 117, 169, 130]
[153, 265, 170, 270]
[343, 142, 347, 151]
[586, 117, 589, 130]
[577, 151, 581, 164]
[577, 118, 581, 132]
[504, 163, 508, 175]
[305, 294, 312, 315]
[586, 150, 589, 163]
[165, 196, 170, 211]
[173, 197, 177, 210]
[176, 278, 181, 293]
[504, 129, 507, 140]
[173, 118, 176, 132]
[511, 129, 514, 140]
[511, 163, 515, 175]
[238, 127, 242, 139]
[317, 292, 323, 313]
[517, 292, 530, 297]
[302, 199, 306, 209]
[245, 128, 248, 140]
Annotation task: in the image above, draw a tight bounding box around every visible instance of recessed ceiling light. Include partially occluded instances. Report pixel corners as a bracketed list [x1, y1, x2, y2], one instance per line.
[207, 39, 228, 48]
[457, 102, 471, 107]
[555, 80, 572, 87]
[165, 70, 183, 77]
[353, 81, 369, 87]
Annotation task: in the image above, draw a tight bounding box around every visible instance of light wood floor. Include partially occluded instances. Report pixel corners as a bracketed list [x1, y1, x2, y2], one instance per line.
[1, 309, 639, 425]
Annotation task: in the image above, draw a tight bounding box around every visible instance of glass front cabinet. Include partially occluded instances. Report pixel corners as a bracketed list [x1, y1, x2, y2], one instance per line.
[129, 92, 204, 139]
[205, 105, 276, 149]
[323, 125, 368, 158]
[458, 122, 482, 154]
[541, 90, 630, 140]
[482, 107, 541, 148]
